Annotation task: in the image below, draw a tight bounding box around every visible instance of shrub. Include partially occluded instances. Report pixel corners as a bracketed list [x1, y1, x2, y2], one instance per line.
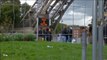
[0, 34, 9, 41]
[0, 33, 36, 42]
[0, 34, 4, 42]
[23, 34, 36, 41]
[13, 33, 24, 41]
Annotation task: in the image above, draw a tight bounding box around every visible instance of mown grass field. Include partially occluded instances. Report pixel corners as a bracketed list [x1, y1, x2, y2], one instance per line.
[0, 41, 107, 60]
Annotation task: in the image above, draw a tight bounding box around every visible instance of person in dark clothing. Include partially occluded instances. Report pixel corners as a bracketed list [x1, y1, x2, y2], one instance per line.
[38, 28, 43, 41]
[103, 24, 107, 44]
[89, 25, 92, 35]
[45, 28, 52, 41]
[88, 25, 92, 44]
[38, 29, 43, 37]
[42, 28, 46, 41]
[61, 26, 68, 42]
[47, 28, 52, 41]
[68, 28, 73, 42]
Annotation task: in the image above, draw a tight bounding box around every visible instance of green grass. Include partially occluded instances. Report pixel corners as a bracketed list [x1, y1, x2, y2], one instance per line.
[0, 41, 107, 60]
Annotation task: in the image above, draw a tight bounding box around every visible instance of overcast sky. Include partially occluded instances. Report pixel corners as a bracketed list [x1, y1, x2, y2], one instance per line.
[20, 0, 93, 26]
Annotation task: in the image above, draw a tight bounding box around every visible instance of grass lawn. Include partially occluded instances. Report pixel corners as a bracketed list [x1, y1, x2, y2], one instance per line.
[0, 41, 107, 60]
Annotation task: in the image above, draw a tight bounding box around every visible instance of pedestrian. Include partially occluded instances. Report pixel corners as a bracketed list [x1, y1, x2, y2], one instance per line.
[48, 28, 52, 41]
[45, 28, 52, 42]
[103, 24, 107, 44]
[68, 28, 73, 42]
[38, 27, 43, 41]
[61, 26, 68, 42]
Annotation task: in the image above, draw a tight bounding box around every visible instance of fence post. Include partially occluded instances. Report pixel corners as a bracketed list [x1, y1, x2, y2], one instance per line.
[92, 0, 98, 60]
[98, 0, 104, 60]
[36, 18, 39, 41]
[82, 29, 87, 60]
[98, 26, 103, 60]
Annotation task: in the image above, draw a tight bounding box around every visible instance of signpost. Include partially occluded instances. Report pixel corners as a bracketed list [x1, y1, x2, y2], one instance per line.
[38, 17, 49, 27]
[36, 16, 49, 41]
